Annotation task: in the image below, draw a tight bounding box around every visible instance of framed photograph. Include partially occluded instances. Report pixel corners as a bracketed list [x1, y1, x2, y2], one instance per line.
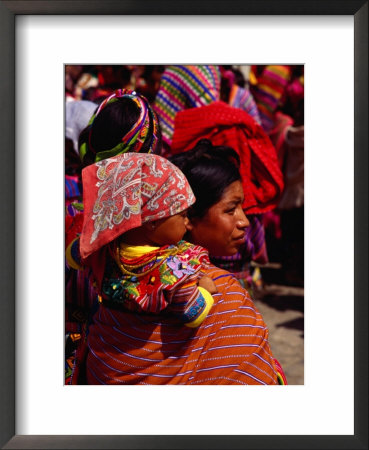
[1, 1, 367, 449]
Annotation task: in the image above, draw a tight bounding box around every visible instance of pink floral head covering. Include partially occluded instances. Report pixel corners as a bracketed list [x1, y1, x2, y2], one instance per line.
[80, 152, 195, 259]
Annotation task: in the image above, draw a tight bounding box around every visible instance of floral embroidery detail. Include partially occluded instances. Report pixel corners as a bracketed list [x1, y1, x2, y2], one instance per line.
[158, 264, 178, 286]
[101, 241, 210, 318]
[167, 256, 196, 278]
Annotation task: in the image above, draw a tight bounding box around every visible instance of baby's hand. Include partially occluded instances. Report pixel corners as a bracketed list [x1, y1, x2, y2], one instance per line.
[198, 275, 217, 294]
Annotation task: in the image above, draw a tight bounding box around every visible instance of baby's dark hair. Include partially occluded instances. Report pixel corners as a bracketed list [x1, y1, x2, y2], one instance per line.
[169, 139, 241, 219]
[78, 96, 162, 167]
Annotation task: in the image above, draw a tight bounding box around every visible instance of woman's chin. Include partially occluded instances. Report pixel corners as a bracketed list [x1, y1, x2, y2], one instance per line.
[211, 247, 240, 258]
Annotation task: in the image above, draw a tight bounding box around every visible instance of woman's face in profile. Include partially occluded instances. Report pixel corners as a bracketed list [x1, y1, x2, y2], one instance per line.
[186, 180, 249, 256]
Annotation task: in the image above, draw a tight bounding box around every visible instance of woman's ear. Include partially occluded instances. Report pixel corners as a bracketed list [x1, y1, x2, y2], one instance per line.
[185, 217, 196, 232]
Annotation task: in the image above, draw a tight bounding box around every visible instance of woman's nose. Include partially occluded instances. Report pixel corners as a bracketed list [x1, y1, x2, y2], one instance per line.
[237, 208, 250, 229]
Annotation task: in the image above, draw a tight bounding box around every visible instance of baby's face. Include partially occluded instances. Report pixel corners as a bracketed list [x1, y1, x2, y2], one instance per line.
[149, 210, 189, 246]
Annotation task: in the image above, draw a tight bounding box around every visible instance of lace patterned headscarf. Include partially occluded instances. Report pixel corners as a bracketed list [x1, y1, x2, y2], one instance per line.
[80, 152, 195, 259]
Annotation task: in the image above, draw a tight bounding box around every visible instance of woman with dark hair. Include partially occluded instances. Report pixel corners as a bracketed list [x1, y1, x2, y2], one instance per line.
[78, 88, 161, 166]
[169, 139, 248, 256]
[170, 98, 284, 290]
[73, 139, 286, 385]
[154, 65, 279, 291]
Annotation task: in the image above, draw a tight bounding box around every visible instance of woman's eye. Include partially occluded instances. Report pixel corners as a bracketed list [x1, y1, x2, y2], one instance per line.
[226, 208, 236, 214]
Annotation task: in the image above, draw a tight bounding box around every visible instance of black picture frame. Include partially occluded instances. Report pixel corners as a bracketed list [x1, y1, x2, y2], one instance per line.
[0, 1, 367, 449]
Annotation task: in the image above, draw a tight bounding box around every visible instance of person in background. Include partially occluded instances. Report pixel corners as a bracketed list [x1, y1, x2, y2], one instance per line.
[250, 65, 304, 286]
[154, 65, 282, 292]
[170, 99, 284, 291]
[78, 88, 161, 166]
[153, 65, 221, 155]
[220, 65, 261, 126]
[65, 100, 97, 182]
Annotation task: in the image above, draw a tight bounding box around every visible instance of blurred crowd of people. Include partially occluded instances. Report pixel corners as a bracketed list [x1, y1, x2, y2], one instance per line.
[65, 64, 304, 384]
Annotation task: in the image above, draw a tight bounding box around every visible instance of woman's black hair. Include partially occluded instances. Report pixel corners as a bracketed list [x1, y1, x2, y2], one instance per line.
[89, 97, 140, 152]
[169, 139, 241, 219]
[78, 96, 162, 167]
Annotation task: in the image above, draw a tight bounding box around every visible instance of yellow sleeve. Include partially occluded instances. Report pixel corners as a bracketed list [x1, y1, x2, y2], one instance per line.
[185, 287, 214, 328]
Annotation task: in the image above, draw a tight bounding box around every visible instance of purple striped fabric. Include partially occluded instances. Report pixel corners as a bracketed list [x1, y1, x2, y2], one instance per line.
[85, 263, 280, 384]
[228, 84, 262, 126]
[65, 175, 81, 200]
[154, 65, 221, 147]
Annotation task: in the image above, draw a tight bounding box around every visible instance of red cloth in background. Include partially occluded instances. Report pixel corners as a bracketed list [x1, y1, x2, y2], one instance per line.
[65, 212, 84, 249]
[171, 101, 284, 214]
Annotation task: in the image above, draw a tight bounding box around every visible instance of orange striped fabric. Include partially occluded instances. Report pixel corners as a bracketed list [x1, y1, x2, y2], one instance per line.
[86, 264, 279, 385]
